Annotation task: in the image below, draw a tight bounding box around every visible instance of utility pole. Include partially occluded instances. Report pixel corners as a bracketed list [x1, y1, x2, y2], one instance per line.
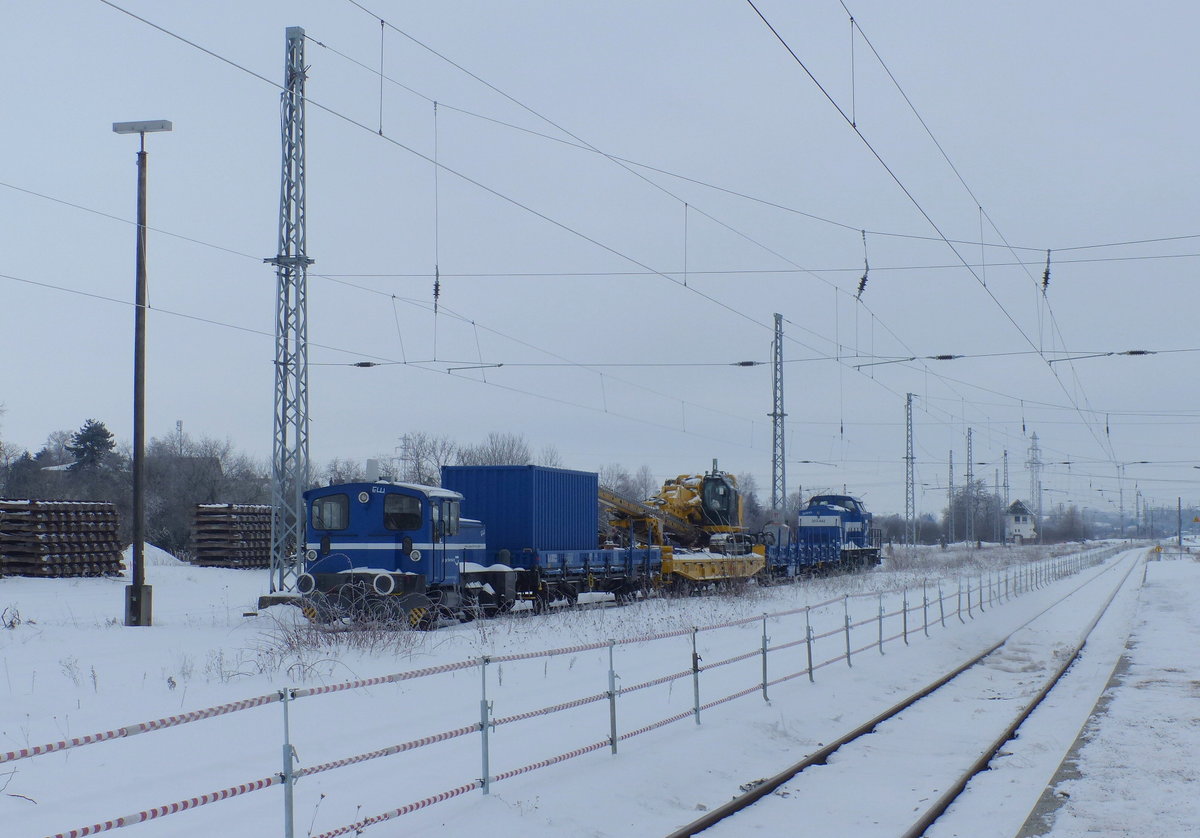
[965, 428, 975, 545]
[905, 393, 915, 546]
[267, 27, 314, 594]
[1117, 464, 1126, 540]
[112, 119, 172, 626]
[994, 469, 1000, 542]
[769, 313, 786, 515]
[1027, 432, 1043, 544]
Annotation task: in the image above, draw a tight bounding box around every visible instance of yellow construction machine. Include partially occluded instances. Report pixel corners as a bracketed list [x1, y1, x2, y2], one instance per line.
[599, 460, 765, 589]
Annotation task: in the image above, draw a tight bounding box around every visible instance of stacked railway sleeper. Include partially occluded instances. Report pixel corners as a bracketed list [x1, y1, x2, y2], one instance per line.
[0, 499, 124, 577]
[190, 503, 272, 568]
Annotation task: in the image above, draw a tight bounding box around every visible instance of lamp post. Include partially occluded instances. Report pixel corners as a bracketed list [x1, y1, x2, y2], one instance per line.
[113, 119, 172, 626]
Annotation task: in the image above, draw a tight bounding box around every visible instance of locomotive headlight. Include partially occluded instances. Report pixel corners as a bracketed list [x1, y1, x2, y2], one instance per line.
[409, 549, 422, 562]
[357, 491, 370, 504]
[305, 549, 318, 561]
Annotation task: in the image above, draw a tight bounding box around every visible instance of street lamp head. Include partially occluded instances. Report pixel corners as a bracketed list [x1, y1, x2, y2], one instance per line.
[112, 120, 173, 135]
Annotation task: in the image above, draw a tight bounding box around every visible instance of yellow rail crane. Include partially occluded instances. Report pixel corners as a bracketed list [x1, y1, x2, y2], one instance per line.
[599, 460, 765, 591]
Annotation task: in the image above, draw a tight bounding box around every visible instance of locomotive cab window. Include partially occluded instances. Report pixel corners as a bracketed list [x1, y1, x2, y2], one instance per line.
[312, 494, 349, 530]
[384, 494, 422, 531]
[431, 499, 460, 538]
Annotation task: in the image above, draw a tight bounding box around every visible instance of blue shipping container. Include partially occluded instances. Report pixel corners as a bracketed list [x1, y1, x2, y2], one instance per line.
[440, 465, 598, 557]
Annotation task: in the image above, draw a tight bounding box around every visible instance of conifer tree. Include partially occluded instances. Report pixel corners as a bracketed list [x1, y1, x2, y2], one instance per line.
[66, 419, 115, 471]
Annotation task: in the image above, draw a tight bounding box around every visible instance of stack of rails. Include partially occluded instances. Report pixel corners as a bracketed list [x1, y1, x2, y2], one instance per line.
[0, 499, 124, 577]
[190, 503, 271, 568]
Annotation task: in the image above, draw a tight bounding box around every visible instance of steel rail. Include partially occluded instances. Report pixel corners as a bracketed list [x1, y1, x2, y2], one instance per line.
[664, 548, 1137, 838]
[898, 550, 1143, 838]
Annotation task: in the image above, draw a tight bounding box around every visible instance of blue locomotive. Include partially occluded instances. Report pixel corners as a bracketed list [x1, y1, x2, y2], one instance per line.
[765, 494, 882, 573]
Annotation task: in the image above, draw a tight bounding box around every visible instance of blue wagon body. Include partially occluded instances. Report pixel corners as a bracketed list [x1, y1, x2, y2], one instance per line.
[440, 464, 661, 578]
[441, 464, 597, 558]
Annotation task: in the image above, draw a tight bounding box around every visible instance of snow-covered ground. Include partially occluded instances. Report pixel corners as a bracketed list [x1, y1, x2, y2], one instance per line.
[1019, 553, 1200, 837]
[0, 542, 1194, 837]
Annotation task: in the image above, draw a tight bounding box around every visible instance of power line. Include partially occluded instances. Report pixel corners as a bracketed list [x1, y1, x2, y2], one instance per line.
[87, 1, 1193, 495]
[0, 264, 771, 450]
[841, 2, 1124, 469]
[7, 168, 1194, 279]
[312, 6, 1182, 459]
[751, 0, 1122, 467]
[326, 8, 1200, 261]
[93, 0, 1010, 463]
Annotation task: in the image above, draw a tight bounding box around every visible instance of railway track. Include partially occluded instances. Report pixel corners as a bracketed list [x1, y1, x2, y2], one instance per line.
[666, 548, 1144, 838]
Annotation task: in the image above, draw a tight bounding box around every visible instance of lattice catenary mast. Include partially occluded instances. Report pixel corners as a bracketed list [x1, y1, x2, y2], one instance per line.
[770, 312, 786, 513]
[904, 393, 915, 546]
[947, 450, 955, 543]
[267, 26, 314, 593]
[1027, 432, 1043, 544]
[965, 427, 975, 544]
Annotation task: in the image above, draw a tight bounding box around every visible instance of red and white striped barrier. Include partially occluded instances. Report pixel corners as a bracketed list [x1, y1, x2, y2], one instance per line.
[491, 638, 611, 663]
[620, 666, 692, 696]
[46, 775, 280, 838]
[491, 738, 611, 783]
[296, 723, 480, 779]
[618, 708, 694, 741]
[310, 781, 482, 838]
[492, 691, 608, 727]
[2, 693, 280, 765]
[698, 648, 759, 673]
[699, 683, 762, 712]
[291, 658, 479, 698]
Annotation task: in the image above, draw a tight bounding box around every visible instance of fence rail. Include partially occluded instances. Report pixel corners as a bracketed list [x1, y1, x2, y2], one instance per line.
[39, 544, 1123, 838]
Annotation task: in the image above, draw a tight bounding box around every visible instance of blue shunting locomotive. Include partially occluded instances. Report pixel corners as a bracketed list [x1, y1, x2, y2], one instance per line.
[765, 494, 882, 571]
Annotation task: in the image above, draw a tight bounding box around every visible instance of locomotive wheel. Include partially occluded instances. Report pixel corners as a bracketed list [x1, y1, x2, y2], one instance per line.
[410, 603, 456, 630]
[299, 591, 340, 624]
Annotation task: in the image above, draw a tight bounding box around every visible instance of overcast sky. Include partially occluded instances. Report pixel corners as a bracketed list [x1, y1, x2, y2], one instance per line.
[2, 1, 1198, 519]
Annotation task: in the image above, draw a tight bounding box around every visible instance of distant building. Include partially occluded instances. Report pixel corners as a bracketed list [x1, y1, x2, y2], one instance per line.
[1006, 500, 1036, 543]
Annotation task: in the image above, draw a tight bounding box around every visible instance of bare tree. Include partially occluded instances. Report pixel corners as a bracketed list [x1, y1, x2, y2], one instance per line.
[736, 472, 766, 530]
[0, 404, 10, 474]
[632, 465, 659, 500]
[538, 444, 563, 468]
[399, 432, 458, 485]
[39, 430, 73, 467]
[598, 463, 634, 496]
[456, 432, 532, 466]
[319, 458, 366, 486]
[144, 433, 269, 553]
